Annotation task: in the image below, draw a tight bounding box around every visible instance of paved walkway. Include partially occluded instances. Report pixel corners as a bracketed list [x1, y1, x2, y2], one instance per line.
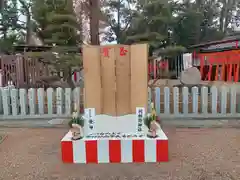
[0, 127, 239, 180]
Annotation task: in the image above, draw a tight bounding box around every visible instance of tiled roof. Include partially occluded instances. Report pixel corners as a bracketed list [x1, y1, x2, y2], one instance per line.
[189, 35, 240, 49]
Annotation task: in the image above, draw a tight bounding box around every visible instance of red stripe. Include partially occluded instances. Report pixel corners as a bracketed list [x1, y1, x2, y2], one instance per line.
[61, 141, 73, 163]
[85, 140, 98, 163]
[109, 140, 121, 163]
[132, 140, 145, 162]
[156, 140, 169, 162]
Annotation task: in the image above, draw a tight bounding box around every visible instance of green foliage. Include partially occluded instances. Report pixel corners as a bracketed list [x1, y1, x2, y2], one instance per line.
[68, 116, 84, 128]
[0, 0, 23, 51]
[144, 116, 152, 129]
[0, 0, 19, 32]
[31, 0, 81, 46]
[144, 114, 157, 129]
[126, 0, 178, 54]
[0, 0, 240, 58]
[101, 0, 239, 56]
[102, 0, 137, 43]
[172, 0, 225, 46]
[28, 0, 81, 87]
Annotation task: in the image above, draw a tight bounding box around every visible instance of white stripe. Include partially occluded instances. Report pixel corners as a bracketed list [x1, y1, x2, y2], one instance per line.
[121, 140, 132, 163]
[73, 140, 86, 163]
[97, 140, 109, 163]
[61, 131, 72, 141]
[144, 139, 156, 162]
[156, 128, 168, 140]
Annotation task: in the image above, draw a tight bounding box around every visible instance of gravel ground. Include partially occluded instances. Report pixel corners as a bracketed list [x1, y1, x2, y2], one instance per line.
[0, 127, 239, 180]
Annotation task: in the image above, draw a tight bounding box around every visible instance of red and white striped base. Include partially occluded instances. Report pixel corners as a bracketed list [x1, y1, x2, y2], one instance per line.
[61, 130, 168, 164]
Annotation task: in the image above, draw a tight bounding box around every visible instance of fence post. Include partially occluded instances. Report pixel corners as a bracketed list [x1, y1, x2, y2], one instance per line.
[56, 87, 63, 115]
[65, 88, 72, 115]
[164, 87, 170, 114]
[230, 86, 237, 114]
[155, 87, 160, 115]
[37, 88, 45, 114]
[47, 88, 54, 115]
[10, 88, 18, 116]
[201, 86, 208, 114]
[2, 88, 10, 115]
[192, 86, 198, 114]
[220, 86, 227, 114]
[73, 87, 80, 114]
[28, 88, 36, 115]
[182, 87, 189, 114]
[19, 88, 27, 115]
[211, 86, 218, 115]
[173, 87, 179, 115]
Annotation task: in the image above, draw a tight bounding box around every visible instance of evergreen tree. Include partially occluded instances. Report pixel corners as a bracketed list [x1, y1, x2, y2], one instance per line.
[32, 0, 80, 46]
[30, 0, 82, 88]
[126, 0, 185, 56]
[173, 0, 224, 47]
[0, 0, 21, 52]
[101, 0, 137, 44]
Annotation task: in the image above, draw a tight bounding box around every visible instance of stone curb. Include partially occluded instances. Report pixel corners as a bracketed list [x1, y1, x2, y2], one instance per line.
[0, 118, 239, 128]
[161, 119, 240, 128]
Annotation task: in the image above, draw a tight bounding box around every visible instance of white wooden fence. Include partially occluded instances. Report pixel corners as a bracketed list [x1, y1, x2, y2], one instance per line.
[0, 86, 239, 120]
[0, 87, 83, 120]
[150, 86, 240, 119]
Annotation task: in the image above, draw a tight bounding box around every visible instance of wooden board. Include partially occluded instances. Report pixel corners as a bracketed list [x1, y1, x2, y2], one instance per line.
[82, 46, 102, 114]
[100, 46, 116, 116]
[130, 44, 148, 112]
[115, 45, 131, 116]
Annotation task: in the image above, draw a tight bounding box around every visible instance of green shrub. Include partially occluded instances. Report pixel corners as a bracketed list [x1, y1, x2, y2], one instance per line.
[68, 116, 84, 128]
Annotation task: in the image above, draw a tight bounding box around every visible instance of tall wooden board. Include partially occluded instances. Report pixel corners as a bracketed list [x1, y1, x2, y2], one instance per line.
[116, 45, 131, 116]
[100, 46, 116, 116]
[82, 46, 102, 114]
[130, 44, 148, 112]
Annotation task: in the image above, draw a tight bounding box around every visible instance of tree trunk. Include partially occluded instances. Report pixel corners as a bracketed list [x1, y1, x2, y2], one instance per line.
[0, 0, 4, 11]
[18, 0, 32, 44]
[89, 0, 100, 45]
[26, 12, 31, 44]
[219, 0, 226, 32]
[66, 68, 75, 88]
[116, 0, 121, 44]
